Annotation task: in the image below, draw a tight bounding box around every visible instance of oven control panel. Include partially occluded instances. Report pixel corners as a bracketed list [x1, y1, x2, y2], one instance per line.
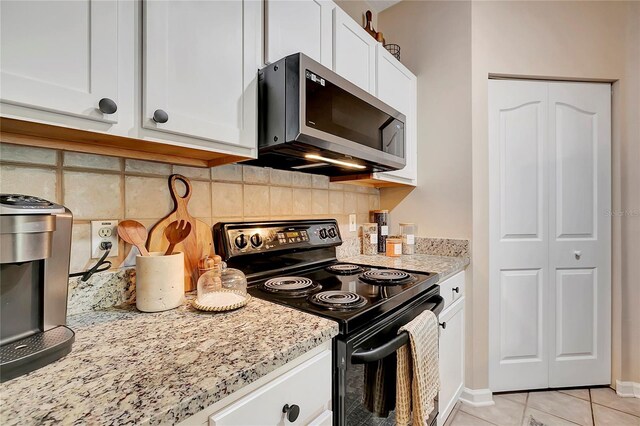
[214, 220, 342, 257]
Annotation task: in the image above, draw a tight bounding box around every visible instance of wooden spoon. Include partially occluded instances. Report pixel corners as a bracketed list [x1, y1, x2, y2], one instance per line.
[118, 220, 150, 256]
[164, 220, 192, 256]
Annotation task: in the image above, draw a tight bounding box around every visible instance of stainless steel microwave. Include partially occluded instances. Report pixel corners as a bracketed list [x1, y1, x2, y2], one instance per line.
[247, 53, 406, 176]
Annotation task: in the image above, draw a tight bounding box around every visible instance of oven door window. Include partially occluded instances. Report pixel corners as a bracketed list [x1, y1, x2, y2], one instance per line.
[345, 343, 438, 426]
[346, 354, 399, 425]
[305, 70, 404, 158]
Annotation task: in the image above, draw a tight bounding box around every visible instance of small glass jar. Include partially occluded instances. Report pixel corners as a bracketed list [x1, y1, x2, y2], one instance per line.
[362, 223, 378, 255]
[386, 237, 402, 257]
[399, 223, 416, 255]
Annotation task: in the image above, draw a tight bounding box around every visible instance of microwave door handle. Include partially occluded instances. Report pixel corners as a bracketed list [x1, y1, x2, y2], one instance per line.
[351, 295, 445, 364]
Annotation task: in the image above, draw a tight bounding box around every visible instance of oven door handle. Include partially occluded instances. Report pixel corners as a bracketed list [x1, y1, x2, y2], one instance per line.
[350, 295, 445, 364]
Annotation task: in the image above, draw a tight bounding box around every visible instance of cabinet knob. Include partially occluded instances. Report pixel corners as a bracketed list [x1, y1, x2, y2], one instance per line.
[439, 322, 447, 329]
[153, 109, 169, 123]
[282, 404, 300, 422]
[98, 98, 117, 114]
[574, 250, 582, 260]
[452, 287, 460, 293]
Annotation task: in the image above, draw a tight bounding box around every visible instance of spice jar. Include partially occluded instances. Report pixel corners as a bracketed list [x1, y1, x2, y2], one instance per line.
[399, 223, 416, 255]
[362, 223, 378, 255]
[386, 237, 402, 257]
[371, 210, 389, 253]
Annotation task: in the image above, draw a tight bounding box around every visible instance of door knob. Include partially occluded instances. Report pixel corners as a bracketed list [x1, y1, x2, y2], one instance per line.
[153, 109, 169, 123]
[439, 322, 447, 329]
[283, 404, 300, 422]
[574, 250, 582, 260]
[98, 98, 117, 114]
[452, 287, 460, 293]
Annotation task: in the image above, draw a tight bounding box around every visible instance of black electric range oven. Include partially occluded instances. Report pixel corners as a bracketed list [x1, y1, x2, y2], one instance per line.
[214, 219, 443, 426]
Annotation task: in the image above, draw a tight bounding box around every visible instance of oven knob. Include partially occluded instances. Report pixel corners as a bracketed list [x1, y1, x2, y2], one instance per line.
[234, 234, 248, 249]
[282, 404, 300, 422]
[250, 233, 263, 248]
[319, 228, 328, 239]
[328, 227, 337, 238]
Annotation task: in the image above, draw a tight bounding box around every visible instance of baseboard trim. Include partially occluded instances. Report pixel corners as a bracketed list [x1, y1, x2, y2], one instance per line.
[616, 380, 640, 398]
[459, 388, 495, 407]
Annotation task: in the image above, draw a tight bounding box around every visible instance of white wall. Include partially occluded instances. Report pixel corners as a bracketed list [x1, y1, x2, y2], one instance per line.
[377, 1, 472, 240]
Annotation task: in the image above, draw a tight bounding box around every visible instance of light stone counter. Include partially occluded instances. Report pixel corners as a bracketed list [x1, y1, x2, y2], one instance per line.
[0, 298, 338, 425]
[339, 253, 469, 282]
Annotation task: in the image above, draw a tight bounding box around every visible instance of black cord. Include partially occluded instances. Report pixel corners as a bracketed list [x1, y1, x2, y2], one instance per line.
[69, 242, 113, 282]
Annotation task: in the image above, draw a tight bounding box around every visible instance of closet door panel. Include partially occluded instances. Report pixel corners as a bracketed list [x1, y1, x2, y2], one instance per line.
[548, 82, 611, 387]
[488, 79, 549, 391]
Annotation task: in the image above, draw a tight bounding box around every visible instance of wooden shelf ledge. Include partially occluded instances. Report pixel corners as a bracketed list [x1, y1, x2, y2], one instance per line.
[0, 117, 248, 168]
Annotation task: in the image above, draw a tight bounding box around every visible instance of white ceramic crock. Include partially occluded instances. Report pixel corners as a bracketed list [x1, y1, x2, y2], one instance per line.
[135, 252, 184, 312]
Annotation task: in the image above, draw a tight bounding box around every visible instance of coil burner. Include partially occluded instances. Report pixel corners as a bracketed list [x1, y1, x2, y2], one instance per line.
[259, 276, 321, 297]
[309, 291, 367, 311]
[358, 269, 413, 286]
[325, 263, 365, 275]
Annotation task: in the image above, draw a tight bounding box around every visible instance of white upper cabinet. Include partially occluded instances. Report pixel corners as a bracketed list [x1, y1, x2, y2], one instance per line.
[143, 0, 260, 149]
[373, 44, 417, 185]
[0, 0, 120, 124]
[332, 7, 376, 94]
[265, 0, 334, 68]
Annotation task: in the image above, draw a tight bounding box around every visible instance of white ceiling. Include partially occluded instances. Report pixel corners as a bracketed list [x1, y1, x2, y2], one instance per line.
[367, 0, 402, 13]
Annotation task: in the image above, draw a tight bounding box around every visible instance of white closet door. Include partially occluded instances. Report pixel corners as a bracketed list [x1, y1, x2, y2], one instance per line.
[547, 82, 611, 387]
[489, 80, 550, 391]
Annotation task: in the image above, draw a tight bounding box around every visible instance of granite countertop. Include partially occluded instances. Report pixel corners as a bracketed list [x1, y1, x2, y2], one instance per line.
[0, 298, 338, 425]
[340, 253, 469, 281]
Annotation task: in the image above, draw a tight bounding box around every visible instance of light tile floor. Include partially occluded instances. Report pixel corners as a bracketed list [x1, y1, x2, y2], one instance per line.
[445, 388, 640, 426]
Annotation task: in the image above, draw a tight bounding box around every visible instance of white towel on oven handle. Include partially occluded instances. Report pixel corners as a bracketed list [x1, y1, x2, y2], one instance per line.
[396, 309, 440, 426]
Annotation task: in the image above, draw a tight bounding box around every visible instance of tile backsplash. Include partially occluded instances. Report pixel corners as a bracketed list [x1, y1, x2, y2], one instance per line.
[0, 143, 379, 274]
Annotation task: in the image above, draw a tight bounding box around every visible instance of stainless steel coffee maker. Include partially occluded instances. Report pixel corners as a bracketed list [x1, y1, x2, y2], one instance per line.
[0, 194, 74, 382]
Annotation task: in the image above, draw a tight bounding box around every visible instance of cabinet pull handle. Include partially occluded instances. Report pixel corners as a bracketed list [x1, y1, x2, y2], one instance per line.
[283, 404, 300, 422]
[98, 98, 117, 114]
[439, 322, 447, 329]
[574, 250, 582, 260]
[153, 109, 169, 123]
[452, 287, 460, 293]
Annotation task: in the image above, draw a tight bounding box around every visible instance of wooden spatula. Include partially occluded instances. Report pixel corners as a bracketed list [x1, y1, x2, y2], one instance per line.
[164, 220, 192, 256]
[118, 220, 150, 256]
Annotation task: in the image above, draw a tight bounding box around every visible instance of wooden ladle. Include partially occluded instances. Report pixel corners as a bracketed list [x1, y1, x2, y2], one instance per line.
[118, 220, 150, 256]
[164, 220, 192, 256]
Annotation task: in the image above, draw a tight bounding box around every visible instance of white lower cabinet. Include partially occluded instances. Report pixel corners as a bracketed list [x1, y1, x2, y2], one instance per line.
[179, 345, 332, 426]
[438, 272, 465, 425]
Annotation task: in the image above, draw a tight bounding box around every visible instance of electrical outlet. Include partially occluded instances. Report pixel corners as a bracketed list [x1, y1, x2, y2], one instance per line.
[349, 214, 357, 232]
[91, 220, 119, 258]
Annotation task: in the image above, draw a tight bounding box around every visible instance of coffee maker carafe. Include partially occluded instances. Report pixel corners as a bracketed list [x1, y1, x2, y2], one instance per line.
[0, 194, 74, 382]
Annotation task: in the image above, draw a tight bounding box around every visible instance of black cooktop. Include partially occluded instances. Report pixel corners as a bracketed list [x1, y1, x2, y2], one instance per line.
[248, 262, 439, 334]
